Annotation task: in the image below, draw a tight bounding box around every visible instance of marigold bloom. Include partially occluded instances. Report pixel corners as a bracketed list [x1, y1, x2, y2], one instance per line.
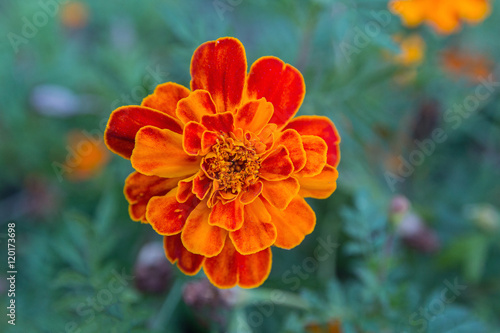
[104, 37, 340, 288]
[65, 130, 109, 181]
[389, 0, 491, 35]
[391, 34, 425, 66]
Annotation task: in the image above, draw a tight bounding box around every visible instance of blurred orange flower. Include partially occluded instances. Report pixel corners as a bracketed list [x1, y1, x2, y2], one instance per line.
[105, 37, 340, 288]
[441, 48, 494, 83]
[392, 34, 426, 66]
[60, 1, 89, 29]
[389, 0, 491, 34]
[64, 130, 109, 181]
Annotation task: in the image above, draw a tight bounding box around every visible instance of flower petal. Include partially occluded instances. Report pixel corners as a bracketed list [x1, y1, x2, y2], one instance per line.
[284, 116, 341, 167]
[297, 165, 339, 199]
[176, 90, 217, 124]
[208, 199, 244, 231]
[245, 56, 305, 129]
[275, 129, 307, 172]
[146, 188, 200, 235]
[105, 106, 183, 159]
[182, 121, 206, 156]
[261, 177, 300, 210]
[201, 112, 234, 134]
[164, 234, 204, 276]
[234, 98, 274, 133]
[190, 37, 247, 113]
[141, 82, 190, 119]
[181, 201, 227, 257]
[193, 171, 212, 200]
[131, 126, 201, 178]
[239, 181, 263, 204]
[229, 197, 277, 255]
[203, 240, 272, 289]
[296, 135, 327, 177]
[124, 172, 181, 223]
[177, 174, 196, 203]
[259, 146, 294, 181]
[263, 195, 316, 250]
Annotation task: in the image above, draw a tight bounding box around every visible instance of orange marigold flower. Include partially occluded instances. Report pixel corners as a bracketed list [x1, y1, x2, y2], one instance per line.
[64, 130, 109, 181]
[389, 0, 491, 35]
[391, 34, 426, 66]
[104, 37, 340, 288]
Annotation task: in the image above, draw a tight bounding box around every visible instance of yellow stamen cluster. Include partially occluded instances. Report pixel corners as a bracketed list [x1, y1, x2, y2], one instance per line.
[204, 136, 261, 194]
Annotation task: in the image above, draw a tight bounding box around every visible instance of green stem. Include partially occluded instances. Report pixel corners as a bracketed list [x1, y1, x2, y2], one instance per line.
[150, 279, 183, 331]
[237, 288, 311, 311]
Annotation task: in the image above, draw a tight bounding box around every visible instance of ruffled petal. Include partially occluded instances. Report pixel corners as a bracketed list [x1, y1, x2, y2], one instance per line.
[124, 172, 181, 223]
[263, 195, 316, 250]
[259, 146, 294, 181]
[176, 90, 217, 124]
[296, 135, 328, 177]
[131, 126, 201, 178]
[239, 181, 263, 204]
[201, 112, 234, 134]
[182, 121, 207, 156]
[261, 177, 300, 210]
[297, 165, 339, 199]
[203, 240, 272, 289]
[146, 188, 200, 235]
[245, 56, 305, 129]
[208, 199, 244, 231]
[234, 99, 274, 133]
[229, 197, 277, 255]
[105, 106, 183, 159]
[284, 116, 341, 167]
[190, 37, 247, 113]
[193, 171, 212, 200]
[275, 129, 307, 172]
[164, 234, 204, 276]
[141, 82, 190, 119]
[181, 201, 227, 257]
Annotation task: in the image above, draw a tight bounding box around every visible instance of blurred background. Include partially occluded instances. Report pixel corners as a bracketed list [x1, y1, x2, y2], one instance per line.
[1, 0, 500, 332]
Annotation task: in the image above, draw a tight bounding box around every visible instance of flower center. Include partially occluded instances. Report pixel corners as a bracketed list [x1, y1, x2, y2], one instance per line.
[203, 135, 261, 194]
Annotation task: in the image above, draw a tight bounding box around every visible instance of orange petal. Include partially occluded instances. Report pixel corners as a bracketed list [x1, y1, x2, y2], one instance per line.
[234, 98, 274, 133]
[182, 121, 206, 156]
[275, 129, 307, 172]
[193, 171, 212, 200]
[261, 177, 300, 210]
[208, 199, 244, 231]
[201, 130, 219, 154]
[124, 171, 180, 223]
[229, 197, 277, 255]
[181, 201, 227, 257]
[146, 188, 200, 235]
[239, 181, 263, 204]
[164, 234, 204, 276]
[296, 135, 328, 177]
[190, 37, 247, 113]
[201, 112, 234, 134]
[263, 195, 316, 249]
[104, 106, 183, 159]
[456, 0, 491, 23]
[297, 165, 339, 199]
[131, 126, 201, 178]
[176, 90, 217, 124]
[259, 146, 294, 181]
[141, 82, 190, 119]
[203, 240, 272, 288]
[284, 116, 341, 167]
[177, 174, 196, 203]
[245, 56, 305, 129]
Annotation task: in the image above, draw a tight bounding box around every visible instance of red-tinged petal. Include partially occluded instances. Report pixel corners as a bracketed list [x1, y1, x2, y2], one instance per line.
[259, 146, 294, 181]
[284, 116, 341, 167]
[263, 195, 316, 249]
[245, 56, 305, 129]
[203, 240, 272, 289]
[141, 82, 190, 119]
[261, 177, 300, 210]
[124, 172, 180, 223]
[239, 181, 263, 204]
[201, 112, 234, 134]
[193, 171, 211, 200]
[190, 37, 247, 113]
[229, 197, 277, 255]
[275, 129, 307, 172]
[209, 199, 244, 231]
[146, 188, 200, 235]
[181, 201, 227, 257]
[164, 234, 204, 276]
[296, 135, 327, 177]
[177, 175, 195, 203]
[176, 90, 217, 124]
[201, 131, 219, 154]
[131, 126, 201, 178]
[105, 106, 183, 159]
[234, 99, 274, 133]
[258, 123, 278, 150]
[297, 165, 339, 199]
[182, 121, 206, 156]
